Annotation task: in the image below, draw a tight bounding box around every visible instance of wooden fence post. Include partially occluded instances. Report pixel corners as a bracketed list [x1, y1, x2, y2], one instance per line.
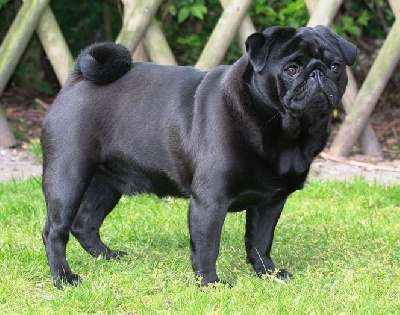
[220, 0, 256, 53]
[0, 0, 50, 95]
[306, 0, 342, 27]
[0, 0, 50, 148]
[116, 0, 163, 53]
[220, 0, 256, 54]
[236, 14, 257, 53]
[343, 69, 382, 157]
[388, 0, 400, 16]
[329, 17, 400, 157]
[143, 20, 177, 65]
[195, 0, 252, 70]
[0, 113, 15, 148]
[35, 6, 74, 85]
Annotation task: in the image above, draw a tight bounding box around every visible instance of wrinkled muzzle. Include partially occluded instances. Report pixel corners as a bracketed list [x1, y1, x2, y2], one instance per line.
[283, 68, 341, 117]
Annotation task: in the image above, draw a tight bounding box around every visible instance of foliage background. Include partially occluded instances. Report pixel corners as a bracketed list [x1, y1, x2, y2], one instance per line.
[0, 0, 395, 94]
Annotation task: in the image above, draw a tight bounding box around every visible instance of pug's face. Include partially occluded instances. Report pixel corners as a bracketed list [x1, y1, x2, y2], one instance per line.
[245, 26, 357, 137]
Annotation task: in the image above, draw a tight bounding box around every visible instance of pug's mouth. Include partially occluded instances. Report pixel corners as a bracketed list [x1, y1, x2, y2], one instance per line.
[283, 80, 336, 118]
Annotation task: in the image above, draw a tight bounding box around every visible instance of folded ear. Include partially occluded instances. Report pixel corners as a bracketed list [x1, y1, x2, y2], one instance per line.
[245, 32, 267, 72]
[337, 37, 358, 66]
[245, 27, 296, 72]
[313, 25, 358, 66]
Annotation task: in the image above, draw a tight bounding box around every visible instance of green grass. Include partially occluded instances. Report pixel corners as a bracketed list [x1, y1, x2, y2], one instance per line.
[0, 177, 399, 314]
[27, 140, 43, 162]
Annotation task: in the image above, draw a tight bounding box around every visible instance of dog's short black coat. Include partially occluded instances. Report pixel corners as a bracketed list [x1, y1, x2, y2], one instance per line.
[41, 26, 357, 288]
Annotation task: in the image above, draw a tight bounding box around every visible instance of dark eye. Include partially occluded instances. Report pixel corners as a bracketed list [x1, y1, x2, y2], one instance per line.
[284, 65, 299, 76]
[331, 62, 341, 74]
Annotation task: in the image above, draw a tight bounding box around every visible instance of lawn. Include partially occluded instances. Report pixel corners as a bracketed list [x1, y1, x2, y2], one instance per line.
[0, 177, 399, 314]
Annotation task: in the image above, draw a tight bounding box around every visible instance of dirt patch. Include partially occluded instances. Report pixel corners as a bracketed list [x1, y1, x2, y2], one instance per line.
[0, 147, 42, 182]
[1, 146, 399, 184]
[309, 154, 400, 184]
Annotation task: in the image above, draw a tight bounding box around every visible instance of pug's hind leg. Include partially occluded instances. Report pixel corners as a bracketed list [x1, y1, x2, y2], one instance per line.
[245, 201, 292, 279]
[71, 175, 126, 259]
[42, 157, 96, 288]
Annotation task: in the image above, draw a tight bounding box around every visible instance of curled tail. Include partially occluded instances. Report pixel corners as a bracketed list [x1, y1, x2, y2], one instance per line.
[73, 42, 132, 84]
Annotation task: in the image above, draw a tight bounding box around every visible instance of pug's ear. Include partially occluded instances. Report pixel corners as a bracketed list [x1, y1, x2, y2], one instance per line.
[246, 27, 296, 72]
[313, 25, 358, 66]
[245, 33, 268, 72]
[337, 37, 358, 66]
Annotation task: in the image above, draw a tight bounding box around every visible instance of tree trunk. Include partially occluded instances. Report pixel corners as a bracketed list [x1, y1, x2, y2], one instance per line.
[329, 17, 400, 157]
[195, 0, 253, 70]
[0, 0, 50, 148]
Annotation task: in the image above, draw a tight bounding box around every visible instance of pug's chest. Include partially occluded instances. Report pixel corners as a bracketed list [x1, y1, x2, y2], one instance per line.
[228, 173, 306, 212]
[264, 131, 326, 177]
[261, 164, 308, 194]
[228, 160, 308, 212]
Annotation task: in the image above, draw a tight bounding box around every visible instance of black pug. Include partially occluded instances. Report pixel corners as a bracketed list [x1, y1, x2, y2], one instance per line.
[41, 25, 357, 288]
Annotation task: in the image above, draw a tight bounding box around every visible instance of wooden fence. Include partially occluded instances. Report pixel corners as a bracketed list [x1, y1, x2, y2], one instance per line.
[0, 0, 399, 159]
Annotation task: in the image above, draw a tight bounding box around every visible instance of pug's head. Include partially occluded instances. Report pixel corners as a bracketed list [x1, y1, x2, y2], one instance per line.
[245, 25, 357, 138]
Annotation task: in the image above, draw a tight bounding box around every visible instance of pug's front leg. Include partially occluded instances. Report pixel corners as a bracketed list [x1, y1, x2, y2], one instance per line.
[188, 195, 229, 286]
[245, 200, 292, 279]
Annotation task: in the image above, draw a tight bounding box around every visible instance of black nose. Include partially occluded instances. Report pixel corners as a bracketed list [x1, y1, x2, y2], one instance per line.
[310, 69, 323, 79]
